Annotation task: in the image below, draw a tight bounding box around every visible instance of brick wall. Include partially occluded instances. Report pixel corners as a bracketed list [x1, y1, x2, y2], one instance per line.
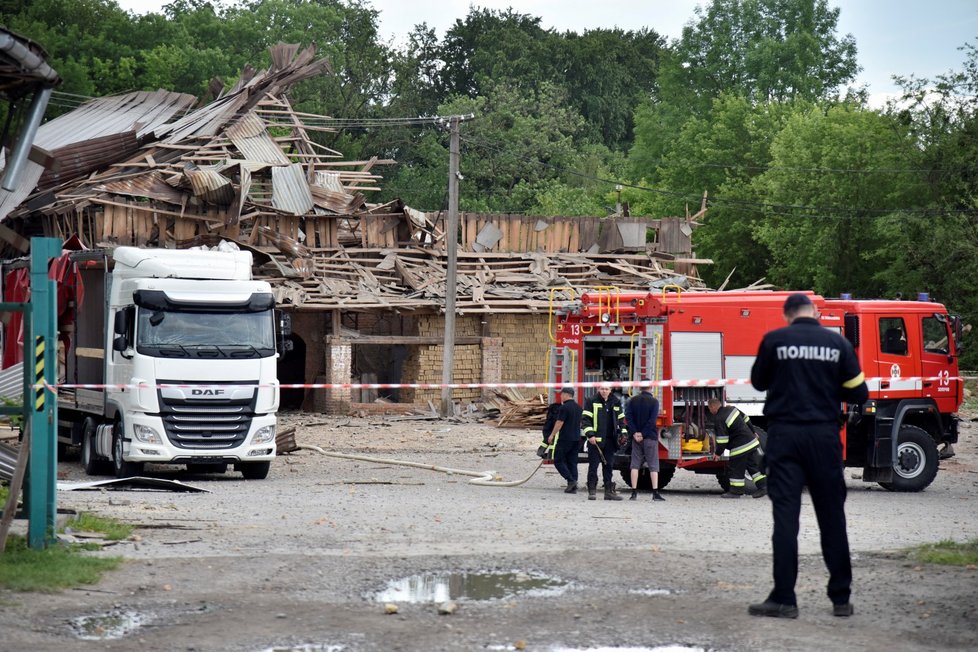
[400, 313, 552, 404]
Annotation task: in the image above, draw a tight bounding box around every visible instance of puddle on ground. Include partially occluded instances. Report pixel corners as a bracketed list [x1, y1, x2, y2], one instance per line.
[373, 570, 567, 603]
[257, 645, 344, 652]
[69, 609, 147, 640]
[552, 647, 709, 652]
[628, 588, 675, 596]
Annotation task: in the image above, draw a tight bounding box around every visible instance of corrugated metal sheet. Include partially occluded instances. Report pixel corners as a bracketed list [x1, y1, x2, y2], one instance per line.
[271, 164, 313, 215]
[159, 92, 247, 143]
[309, 184, 364, 214]
[31, 90, 196, 150]
[185, 167, 234, 205]
[0, 362, 24, 402]
[39, 131, 140, 189]
[0, 89, 195, 221]
[225, 112, 290, 165]
[315, 171, 345, 193]
[97, 170, 186, 205]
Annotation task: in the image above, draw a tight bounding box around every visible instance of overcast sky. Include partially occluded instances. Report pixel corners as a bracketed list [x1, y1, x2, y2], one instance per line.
[115, 0, 978, 105]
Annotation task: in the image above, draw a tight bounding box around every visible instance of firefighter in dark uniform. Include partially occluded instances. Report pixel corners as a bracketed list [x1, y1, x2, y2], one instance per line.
[707, 397, 767, 498]
[582, 383, 624, 501]
[749, 293, 868, 619]
[547, 387, 584, 494]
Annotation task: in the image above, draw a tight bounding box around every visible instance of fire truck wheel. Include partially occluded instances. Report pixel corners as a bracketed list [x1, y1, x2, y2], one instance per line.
[618, 464, 674, 490]
[112, 421, 144, 479]
[619, 468, 651, 490]
[879, 425, 939, 492]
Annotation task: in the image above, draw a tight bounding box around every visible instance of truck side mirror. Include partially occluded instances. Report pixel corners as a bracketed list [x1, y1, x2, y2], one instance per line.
[114, 310, 127, 335]
[953, 316, 965, 355]
[277, 310, 292, 337]
[276, 310, 292, 354]
[113, 335, 128, 352]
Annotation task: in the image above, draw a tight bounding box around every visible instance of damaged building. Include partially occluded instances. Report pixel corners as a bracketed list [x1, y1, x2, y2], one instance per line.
[0, 43, 711, 415]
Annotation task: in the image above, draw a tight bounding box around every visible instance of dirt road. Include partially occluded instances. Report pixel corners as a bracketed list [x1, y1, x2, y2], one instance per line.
[2, 413, 977, 651]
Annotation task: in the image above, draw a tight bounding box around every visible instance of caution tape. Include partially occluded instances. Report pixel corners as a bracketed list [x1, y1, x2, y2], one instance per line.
[39, 376, 978, 392]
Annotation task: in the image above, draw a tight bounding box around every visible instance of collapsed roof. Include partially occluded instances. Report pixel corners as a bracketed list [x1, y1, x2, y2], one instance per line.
[0, 42, 710, 313]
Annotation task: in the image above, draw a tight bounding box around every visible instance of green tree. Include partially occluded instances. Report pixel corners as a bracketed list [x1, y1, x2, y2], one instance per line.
[752, 104, 923, 295]
[670, 0, 858, 107]
[383, 81, 600, 213]
[629, 95, 800, 287]
[632, 0, 860, 176]
[557, 28, 665, 151]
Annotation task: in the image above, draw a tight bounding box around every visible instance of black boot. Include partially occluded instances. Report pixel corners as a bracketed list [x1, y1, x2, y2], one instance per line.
[587, 482, 597, 500]
[564, 480, 577, 494]
[629, 490, 637, 501]
[604, 485, 623, 501]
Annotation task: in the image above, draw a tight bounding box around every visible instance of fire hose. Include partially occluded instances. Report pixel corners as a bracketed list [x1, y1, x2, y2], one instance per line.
[294, 445, 545, 487]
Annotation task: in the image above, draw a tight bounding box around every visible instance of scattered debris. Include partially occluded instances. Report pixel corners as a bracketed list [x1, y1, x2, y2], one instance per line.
[57, 477, 210, 493]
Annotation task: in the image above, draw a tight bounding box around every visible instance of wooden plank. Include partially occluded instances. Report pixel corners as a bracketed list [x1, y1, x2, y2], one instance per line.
[568, 217, 580, 253]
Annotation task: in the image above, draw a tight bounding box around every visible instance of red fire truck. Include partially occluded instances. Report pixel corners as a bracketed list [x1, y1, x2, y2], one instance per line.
[550, 289, 964, 492]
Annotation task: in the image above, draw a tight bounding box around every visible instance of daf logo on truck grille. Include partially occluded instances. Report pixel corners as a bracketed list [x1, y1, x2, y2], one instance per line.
[191, 388, 225, 396]
[161, 385, 256, 401]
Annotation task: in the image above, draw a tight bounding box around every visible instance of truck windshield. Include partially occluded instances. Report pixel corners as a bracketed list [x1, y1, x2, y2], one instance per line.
[136, 307, 275, 359]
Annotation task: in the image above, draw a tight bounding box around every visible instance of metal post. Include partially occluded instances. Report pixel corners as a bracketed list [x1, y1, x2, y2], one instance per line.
[26, 237, 61, 549]
[440, 117, 461, 416]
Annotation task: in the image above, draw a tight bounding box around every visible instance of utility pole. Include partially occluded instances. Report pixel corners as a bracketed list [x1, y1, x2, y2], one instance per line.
[441, 117, 461, 416]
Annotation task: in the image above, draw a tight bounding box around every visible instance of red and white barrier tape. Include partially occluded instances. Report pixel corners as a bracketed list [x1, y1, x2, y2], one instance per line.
[40, 376, 978, 391]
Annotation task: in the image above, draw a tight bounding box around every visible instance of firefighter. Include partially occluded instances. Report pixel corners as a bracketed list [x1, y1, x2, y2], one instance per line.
[546, 387, 584, 493]
[748, 293, 868, 619]
[582, 383, 624, 501]
[707, 397, 768, 498]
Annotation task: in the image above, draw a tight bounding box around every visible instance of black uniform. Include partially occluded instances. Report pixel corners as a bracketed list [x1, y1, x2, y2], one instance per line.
[582, 393, 625, 489]
[751, 316, 869, 609]
[551, 398, 583, 485]
[714, 405, 767, 495]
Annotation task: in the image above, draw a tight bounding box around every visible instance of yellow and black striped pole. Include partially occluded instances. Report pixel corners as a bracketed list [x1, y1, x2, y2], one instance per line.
[34, 335, 44, 412]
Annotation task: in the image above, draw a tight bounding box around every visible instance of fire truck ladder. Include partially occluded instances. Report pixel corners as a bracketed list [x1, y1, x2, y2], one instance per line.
[631, 332, 663, 400]
[548, 346, 577, 396]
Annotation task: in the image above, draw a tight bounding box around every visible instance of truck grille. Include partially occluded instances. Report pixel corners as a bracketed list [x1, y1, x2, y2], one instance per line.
[157, 384, 257, 450]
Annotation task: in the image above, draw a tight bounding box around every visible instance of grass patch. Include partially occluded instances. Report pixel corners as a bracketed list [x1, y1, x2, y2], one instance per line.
[0, 535, 122, 592]
[908, 538, 978, 566]
[0, 483, 8, 507]
[68, 512, 133, 541]
[0, 510, 131, 592]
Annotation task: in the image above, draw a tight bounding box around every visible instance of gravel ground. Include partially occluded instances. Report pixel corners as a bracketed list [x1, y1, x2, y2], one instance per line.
[1, 411, 977, 652]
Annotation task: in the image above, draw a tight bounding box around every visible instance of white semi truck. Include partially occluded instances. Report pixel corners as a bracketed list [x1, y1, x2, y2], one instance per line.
[57, 246, 283, 479]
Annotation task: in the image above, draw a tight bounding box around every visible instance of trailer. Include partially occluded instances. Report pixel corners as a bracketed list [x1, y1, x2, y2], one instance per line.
[550, 288, 964, 492]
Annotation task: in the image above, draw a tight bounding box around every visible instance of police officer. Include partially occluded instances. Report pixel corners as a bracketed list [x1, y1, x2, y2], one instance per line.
[582, 383, 625, 501]
[748, 293, 868, 619]
[547, 387, 583, 494]
[707, 397, 767, 498]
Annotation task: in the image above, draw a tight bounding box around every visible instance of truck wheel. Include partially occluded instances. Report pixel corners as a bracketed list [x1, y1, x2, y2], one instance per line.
[657, 464, 676, 489]
[878, 425, 939, 492]
[239, 461, 270, 480]
[81, 419, 109, 476]
[112, 422, 144, 478]
[619, 468, 650, 490]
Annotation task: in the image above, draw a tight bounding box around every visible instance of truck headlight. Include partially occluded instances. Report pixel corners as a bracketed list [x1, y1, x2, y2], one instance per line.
[251, 425, 275, 445]
[133, 424, 161, 444]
